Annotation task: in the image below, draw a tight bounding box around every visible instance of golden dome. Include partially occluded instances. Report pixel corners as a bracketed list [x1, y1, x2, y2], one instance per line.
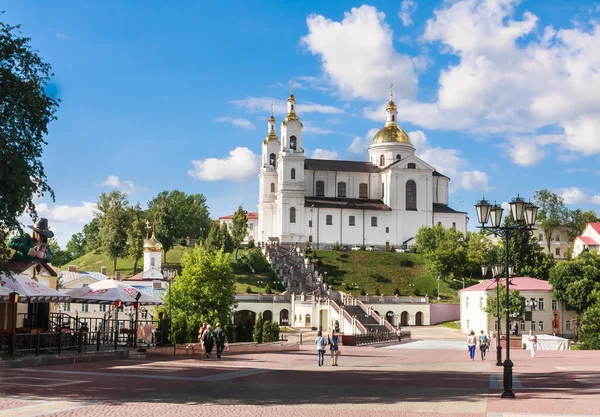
[268, 114, 275, 122]
[386, 99, 397, 111]
[143, 232, 163, 252]
[372, 124, 412, 144]
[287, 93, 296, 102]
[263, 131, 279, 144]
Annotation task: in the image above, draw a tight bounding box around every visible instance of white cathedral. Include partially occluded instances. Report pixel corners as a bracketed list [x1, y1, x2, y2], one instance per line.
[257, 87, 468, 249]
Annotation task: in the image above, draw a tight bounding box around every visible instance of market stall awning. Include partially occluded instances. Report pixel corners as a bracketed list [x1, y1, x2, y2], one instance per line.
[0, 285, 12, 302]
[0, 273, 71, 302]
[64, 279, 165, 306]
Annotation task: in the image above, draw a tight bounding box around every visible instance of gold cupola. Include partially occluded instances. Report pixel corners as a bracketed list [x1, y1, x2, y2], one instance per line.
[264, 102, 279, 143]
[143, 232, 163, 252]
[283, 79, 302, 126]
[371, 83, 412, 145]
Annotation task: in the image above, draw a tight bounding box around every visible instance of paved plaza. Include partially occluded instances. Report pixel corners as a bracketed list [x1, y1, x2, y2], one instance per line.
[1, 328, 599, 417]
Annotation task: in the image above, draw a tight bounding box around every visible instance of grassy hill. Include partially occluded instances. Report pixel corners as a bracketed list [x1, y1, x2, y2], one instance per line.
[314, 250, 461, 303]
[64, 245, 280, 294]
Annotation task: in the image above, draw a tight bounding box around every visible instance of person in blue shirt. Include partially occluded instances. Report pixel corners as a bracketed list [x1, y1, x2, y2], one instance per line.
[328, 330, 340, 366]
[315, 330, 326, 366]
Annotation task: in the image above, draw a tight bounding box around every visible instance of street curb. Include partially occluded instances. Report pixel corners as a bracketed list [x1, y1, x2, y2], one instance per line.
[0, 349, 131, 369]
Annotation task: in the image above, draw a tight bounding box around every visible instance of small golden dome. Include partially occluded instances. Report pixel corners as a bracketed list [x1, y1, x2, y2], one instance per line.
[287, 93, 296, 102]
[268, 114, 275, 122]
[143, 232, 163, 252]
[372, 124, 412, 144]
[264, 131, 279, 144]
[386, 99, 397, 111]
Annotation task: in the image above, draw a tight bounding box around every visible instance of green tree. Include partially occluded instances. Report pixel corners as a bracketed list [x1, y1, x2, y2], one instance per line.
[65, 232, 86, 260]
[483, 284, 526, 325]
[262, 320, 273, 342]
[219, 223, 235, 253]
[549, 251, 600, 316]
[564, 209, 599, 241]
[231, 205, 248, 259]
[127, 205, 146, 274]
[533, 189, 567, 252]
[167, 246, 237, 343]
[81, 219, 101, 253]
[271, 321, 280, 342]
[148, 190, 211, 262]
[415, 224, 468, 279]
[96, 191, 130, 271]
[253, 312, 264, 344]
[579, 302, 600, 349]
[203, 221, 223, 252]
[47, 238, 72, 267]
[466, 232, 494, 277]
[0, 18, 59, 270]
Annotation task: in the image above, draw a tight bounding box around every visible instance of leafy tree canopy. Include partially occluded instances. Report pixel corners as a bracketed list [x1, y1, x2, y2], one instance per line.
[231, 205, 248, 258]
[483, 283, 526, 323]
[96, 190, 130, 271]
[0, 18, 59, 270]
[549, 251, 600, 315]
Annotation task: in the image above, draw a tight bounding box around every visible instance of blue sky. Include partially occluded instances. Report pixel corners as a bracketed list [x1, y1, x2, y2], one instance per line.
[5, 0, 600, 245]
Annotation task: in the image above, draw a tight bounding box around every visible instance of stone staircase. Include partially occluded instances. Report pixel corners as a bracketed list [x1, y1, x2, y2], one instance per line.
[341, 305, 389, 333]
[261, 243, 319, 293]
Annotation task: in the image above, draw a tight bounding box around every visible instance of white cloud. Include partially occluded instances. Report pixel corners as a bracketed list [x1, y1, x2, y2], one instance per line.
[409, 130, 490, 192]
[304, 124, 334, 134]
[231, 97, 343, 115]
[56, 33, 68, 39]
[19, 201, 97, 247]
[557, 187, 597, 205]
[348, 128, 379, 155]
[188, 147, 260, 182]
[310, 149, 339, 160]
[501, 201, 511, 212]
[216, 117, 256, 130]
[301, 5, 417, 101]
[399, 0, 417, 26]
[385, 0, 600, 163]
[101, 175, 138, 192]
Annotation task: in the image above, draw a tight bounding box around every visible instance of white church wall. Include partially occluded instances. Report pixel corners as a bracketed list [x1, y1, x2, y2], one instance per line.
[433, 213, 467, 234]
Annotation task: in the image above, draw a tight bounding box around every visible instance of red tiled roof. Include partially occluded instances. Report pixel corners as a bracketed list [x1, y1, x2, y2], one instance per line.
[219, 212, 259, 220]
[462, 277, 552, 292]
[576, 236, 600, 246]
[588, 222, 600, 235]
[125, 271, 145, 281]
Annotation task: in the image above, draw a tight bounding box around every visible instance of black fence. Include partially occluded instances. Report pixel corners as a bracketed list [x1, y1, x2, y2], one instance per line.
[355, 332, 406, 346]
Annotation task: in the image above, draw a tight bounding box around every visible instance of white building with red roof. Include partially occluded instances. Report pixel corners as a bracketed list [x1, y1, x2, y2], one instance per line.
[218, 212, 259, 243]
[573, 222, 600, 257]
[459, 277, 577, 338]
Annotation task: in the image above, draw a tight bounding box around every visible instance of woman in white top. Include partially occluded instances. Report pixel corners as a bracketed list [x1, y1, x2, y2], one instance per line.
[467, 331, 477, 361]
[315, 330, 327, 366]
[528, 330, 538, 358]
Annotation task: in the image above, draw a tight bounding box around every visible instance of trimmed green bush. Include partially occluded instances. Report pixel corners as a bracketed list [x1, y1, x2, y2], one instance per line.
[247, 239, 255, 249]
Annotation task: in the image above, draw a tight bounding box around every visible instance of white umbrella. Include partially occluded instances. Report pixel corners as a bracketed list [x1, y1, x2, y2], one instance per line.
[0, 285, 11, 302]
[0, 273, 70, 302]
[64, 279, 165, 306]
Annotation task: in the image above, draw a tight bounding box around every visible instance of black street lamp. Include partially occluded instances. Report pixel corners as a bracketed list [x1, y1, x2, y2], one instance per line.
[162, 268, 176, 348]
[475, 196, 538, 399]
[482, 263, 504, 367]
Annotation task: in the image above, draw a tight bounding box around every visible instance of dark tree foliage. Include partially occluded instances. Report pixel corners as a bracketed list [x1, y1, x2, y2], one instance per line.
[0, 18, 59, 270]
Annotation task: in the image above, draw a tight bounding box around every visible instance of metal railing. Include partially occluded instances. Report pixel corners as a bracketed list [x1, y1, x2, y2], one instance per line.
[355, 299, 395, 332]
[235, 294, 291, 302]
[355, 332, 398, 346]
[330, 300, 368, 334]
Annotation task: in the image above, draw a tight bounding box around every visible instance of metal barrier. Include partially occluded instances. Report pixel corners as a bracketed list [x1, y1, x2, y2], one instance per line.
[355, 332, 398, 346]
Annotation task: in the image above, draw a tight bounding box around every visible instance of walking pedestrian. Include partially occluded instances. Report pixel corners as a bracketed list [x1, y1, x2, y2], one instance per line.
[315, 330, 326, 366]
[528, 330, 538, 358]
[328, 330, 340, 366]
[198, 322, 207, 353]
[478, 330, 488, 361]
[202, 324, 215, 358]
[396, 325, 402, 342]
[467, 330, 477, 361]
[214, 322, 226, 359]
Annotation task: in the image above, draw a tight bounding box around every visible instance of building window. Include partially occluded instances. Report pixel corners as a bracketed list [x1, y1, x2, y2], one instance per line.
[396, 154, 401, 160]
[269, 153, 276, 167]
[555, 248, 561, 256]
[452, 222, 456, 228]
[379, 155, 385, 166]
[467, 319, 470, 329]
[382, 183, 385, 199]
[308, 235, 313, 242]
[270, 183, 275, 193]
[392, 115, 395, 121]
[349, 216, 355, 226]
[249, 223, 254, 230]
[494, 322, 497, 330]
[291, 168, 296, 180]
[406, 180, 417, 210]
[520, 322, 526, 330]
[539, 321, 544, 331]
[466, 298, 469, 309]
[538, 233, 543, 241]
[289, 207, 296, 223]
[538, 298, 544, 310]
[479, 297, 484, 309]
[407, 163, 416, 169]
[531, 321, 536, 331]
[385, 227, 389, 233]
[371, 217, 378, 227]
[82, 303, 89, 313]
[64, 303, 70, 312]
[337, 182, 347, 198]
[309, 220, 312, 228]
[359, 183, 368, 199]
[555, 232, 560, 241]
[552, 300, 557, 310]
[326, 215, 333, 225]
[151, 258, 155, 267]
[566, 320, 571, 330]
[290, 135, 297, 150]
[316, 181, 325, 197]
[99, 304, 106, 312]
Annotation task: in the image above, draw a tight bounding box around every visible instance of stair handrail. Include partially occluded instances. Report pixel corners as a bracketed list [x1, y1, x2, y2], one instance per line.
[330, 300, 367, 334]
[355, 299, 394, 332]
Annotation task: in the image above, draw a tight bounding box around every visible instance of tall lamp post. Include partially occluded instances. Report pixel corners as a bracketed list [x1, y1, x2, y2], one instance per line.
[453, 277, 465, 289]
[482, 264, 505, 366]
[475, 196, 538, 399]
[436, 276, 441, 301]
[162, 268, 176, 347]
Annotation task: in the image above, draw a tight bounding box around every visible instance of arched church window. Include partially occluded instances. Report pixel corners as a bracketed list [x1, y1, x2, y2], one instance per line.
[290, 136, 297, 151]
[379, 155, 385, 166]
[359, 183, 368, 199]
[269, 153, 276, 167]
[337, 182, 347, 198]
[290, 207, 296, 223]
[407, 163, 416, 169]
[316, 181, 325, 197]
[291, 168, 296, 180]
[151, 258, 155, 267]
[406, 180, 417, 210]
[270, 183, 275, 193]
[396, 154, 401, 160]
[392, 115, 395, 121]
